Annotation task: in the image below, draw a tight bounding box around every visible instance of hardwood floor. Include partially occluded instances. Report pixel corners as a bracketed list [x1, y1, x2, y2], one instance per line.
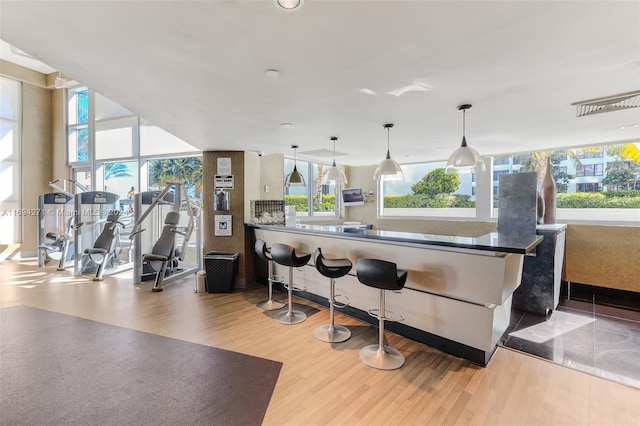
[1, 259, 639, 425]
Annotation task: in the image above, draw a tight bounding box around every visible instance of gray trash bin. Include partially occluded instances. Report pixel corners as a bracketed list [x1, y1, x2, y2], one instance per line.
[204, 251, 239, 293]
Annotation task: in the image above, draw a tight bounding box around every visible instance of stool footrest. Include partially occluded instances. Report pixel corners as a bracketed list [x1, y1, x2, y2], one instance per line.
[283, 283, 306, 292]
[332, 294, 350, 309]
[270, 274, 285, 284]
[367, 309, 404, 323]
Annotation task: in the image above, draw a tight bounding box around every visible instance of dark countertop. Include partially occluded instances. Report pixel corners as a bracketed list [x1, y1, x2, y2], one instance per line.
[246, 223, 543, 254]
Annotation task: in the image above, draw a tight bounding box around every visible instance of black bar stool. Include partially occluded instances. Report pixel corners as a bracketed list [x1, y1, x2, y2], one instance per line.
[313, 248, 352, 343]
[254, 240, 285, 311]
[270, 243, 311, 325]
[356, 258, 408, 370]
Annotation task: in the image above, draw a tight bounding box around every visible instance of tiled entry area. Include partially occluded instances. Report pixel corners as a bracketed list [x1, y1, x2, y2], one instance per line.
[501, 292, 640, 389]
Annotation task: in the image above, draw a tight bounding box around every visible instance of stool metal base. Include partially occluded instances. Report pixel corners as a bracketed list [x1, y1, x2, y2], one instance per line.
[314, 324, 351, 343]
[359, 344, 405, 370]
[257, 299, 285, 311]
[274, 310, 307, 325]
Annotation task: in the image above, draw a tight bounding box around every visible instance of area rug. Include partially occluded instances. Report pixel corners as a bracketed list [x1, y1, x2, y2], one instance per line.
[0, 305, 282, 425]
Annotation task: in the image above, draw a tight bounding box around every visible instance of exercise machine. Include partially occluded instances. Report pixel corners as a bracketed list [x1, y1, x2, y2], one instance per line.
[37, 192, 74, 270]
[73, 191, 130, 277]
[129, 182, 202, 292]
[81, 210, 126, 281]
[37, 179, 87, 270]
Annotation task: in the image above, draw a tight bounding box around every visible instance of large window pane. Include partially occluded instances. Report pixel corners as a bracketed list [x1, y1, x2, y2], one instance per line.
[102, 161, 139, 212]
[68, 125, 89, 162]
[68, 88, 88, 125]
[0, 77, 20, 244]
[381, 161, 475, 217]
[140, 119, 198, 156]
[95, 117, 136, 159]
[147, 156, 203, 198]
[284, 158, 310, 215]
[94, 92, 133, 120]
[0, 77, 19, 120]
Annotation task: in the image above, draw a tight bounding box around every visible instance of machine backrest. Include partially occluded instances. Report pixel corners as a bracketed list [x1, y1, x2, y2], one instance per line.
[151, 212, 181, 258]
[93, 210, 121, 252]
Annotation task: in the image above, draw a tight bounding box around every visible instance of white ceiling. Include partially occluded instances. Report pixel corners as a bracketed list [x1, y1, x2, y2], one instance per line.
[1, 0, 639, 166]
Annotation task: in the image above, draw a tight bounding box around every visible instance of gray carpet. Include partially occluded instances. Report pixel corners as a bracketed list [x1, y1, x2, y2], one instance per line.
[0, 305, 282, 425]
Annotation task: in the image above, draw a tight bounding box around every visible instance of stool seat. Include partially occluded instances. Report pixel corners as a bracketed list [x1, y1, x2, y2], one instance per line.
[270, 243, 310, 325]
[356, 258, 407, 290]
[254, 240, 285, 311]
[315, 251, 352, 279]
[271, 243, 311, 268]
[356, 258, 408, 370]
[313, 248, 352, 343]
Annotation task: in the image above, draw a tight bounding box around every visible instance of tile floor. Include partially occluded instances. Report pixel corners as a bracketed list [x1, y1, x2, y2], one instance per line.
[501, 297, 640, 389]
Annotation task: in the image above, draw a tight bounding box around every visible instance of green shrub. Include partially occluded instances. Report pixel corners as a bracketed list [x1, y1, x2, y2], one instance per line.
[383, 194, 475, 208]
[285, 194, 337, 213]
[555, 192, 640, 208]
[383, 191, 640, 209]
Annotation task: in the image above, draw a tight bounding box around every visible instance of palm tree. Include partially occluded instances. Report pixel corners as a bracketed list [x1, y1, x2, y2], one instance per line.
[104, 162, 133, 180]
[148, 157, 202, 197]
[607, 142, 640, 163]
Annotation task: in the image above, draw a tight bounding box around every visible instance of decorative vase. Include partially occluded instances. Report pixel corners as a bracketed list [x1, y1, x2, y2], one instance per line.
[537, 190, 545, 224]
[542, 156, 556, 224]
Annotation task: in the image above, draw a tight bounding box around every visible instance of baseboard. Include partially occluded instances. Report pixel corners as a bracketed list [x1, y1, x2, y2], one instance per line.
[561, 281, 640, 312]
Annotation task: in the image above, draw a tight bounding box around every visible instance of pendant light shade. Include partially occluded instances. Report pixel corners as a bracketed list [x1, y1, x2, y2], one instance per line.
[446, 104, 486, 174]
[373, 124, 404, 181]
[323, 137, 348, 185]
[284, 145, 305, 187]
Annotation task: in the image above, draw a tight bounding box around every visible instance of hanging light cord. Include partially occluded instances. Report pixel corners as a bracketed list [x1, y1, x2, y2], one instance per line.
[331, 137, 337, 166]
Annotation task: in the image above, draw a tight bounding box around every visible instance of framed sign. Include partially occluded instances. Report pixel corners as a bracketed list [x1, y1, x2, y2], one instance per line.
[214, 214, 232, 236]
[214, 175, 234, 189]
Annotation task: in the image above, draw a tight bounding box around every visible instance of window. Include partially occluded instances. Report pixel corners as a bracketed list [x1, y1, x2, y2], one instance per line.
[283, 158, 339, 217]
[66, 87, 200, 194]
[576, 163, 604, 177]
[0, 77, 21, 244]
[380, 161, 475, 218]
[576, 183, 602, 192]
[147, 156, 203, 199]
[574, 147, 604, 159]
[68, 87, 89, 163]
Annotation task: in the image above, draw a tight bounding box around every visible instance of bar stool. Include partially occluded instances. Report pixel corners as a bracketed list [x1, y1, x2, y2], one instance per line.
[313, 248, 352, 343]
[270, 243, 311, 325]
[356, 258, 408, 370]
[254, 239, 285, 311]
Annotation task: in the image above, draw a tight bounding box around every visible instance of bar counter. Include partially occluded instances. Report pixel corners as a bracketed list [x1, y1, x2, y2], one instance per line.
[247, 223, 543, 365]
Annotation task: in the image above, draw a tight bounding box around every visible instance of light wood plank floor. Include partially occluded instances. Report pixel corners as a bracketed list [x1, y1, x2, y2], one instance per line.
[1, 259, 639, 425]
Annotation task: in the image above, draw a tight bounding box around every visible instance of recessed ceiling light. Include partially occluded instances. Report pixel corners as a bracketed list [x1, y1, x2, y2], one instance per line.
[265, 69, 280, 78]
[281, 123, 294, 129]
[274, 0, 303, 10]
[621, 123, 639, 129]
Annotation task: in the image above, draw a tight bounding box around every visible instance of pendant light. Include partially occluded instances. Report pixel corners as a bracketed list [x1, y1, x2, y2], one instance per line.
[445, 104, 486, 174]
[323, 136, 348, 185]
[274, 0, 303, 10]
[373, 123, 403, 181]
[284, 145, 305, 187]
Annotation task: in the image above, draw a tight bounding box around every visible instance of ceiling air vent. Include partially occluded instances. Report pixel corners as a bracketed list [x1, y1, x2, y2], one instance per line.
[572, 90, 640, 117]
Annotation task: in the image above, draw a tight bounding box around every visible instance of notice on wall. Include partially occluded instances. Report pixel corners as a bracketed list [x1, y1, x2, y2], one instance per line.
[215, 214, 232, 236]
[214, 175, 234, 189]
[217, 157, 232, 175]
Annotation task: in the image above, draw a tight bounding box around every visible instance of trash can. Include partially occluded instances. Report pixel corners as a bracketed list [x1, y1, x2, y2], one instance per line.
[196, 270, 207, 293]
[203, 251, 239, 293]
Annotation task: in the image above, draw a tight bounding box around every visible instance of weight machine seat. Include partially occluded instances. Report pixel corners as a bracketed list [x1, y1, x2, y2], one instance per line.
[143, 211, 181, 291]
[84, 211, 123, 256]
[82, 210, 125, 281]
[143, 211, 181, 263]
